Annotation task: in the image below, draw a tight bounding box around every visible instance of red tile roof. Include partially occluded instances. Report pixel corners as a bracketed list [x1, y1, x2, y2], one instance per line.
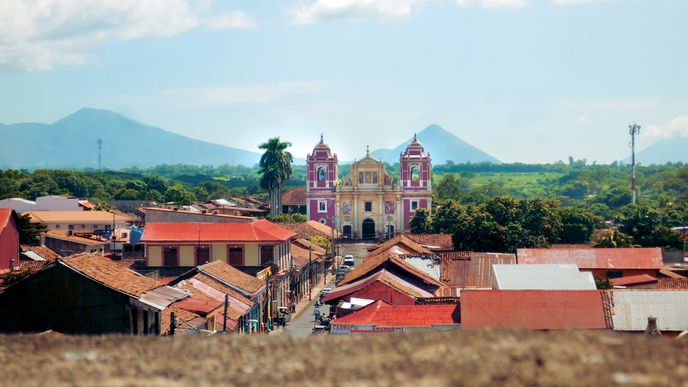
[339, 253, 444, 289]
[323, 269, 434, 303]
[366, 235, 434, 260]
[61, 253, 162, 297]
[198, 260, 266, 296]
[405, 234, 454, 250]
[517, 248, 663, 270]
[610, 274, 658, 287]
[291, 240, 326, 268]
[21, 245, 61, 262]
[282, 187, 307, 206]
[172, 297, 223, 315]
[280, 221, 341, 239]
[333, 300, 459, 327]
[658, 278, 688, 289]
[141, 207, 254, 221]
[141, 219, 297, 244]
[460, 290, 609, 330]
[438, 251, 516, 288]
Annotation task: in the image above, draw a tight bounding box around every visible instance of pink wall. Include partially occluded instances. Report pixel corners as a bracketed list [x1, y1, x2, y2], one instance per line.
[0, 213, 19, 271]
[309, 199, 335, 228]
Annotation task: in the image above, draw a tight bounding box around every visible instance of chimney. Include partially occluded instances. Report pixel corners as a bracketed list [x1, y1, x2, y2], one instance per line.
[644, 316, 662, 336]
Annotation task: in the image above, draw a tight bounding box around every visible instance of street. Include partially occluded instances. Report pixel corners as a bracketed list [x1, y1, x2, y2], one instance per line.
[284, 288, 333, 338]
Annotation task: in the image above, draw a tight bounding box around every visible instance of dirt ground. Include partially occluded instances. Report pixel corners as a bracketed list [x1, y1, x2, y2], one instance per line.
[1, 329, 687, 386]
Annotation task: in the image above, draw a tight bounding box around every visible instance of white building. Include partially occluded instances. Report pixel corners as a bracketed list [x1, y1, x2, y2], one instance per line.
[0, 195, 93, 213]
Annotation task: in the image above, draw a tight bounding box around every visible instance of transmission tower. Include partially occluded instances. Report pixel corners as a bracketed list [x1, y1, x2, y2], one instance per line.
[629, 123, 641, 205]
[97, 138, 103, 171]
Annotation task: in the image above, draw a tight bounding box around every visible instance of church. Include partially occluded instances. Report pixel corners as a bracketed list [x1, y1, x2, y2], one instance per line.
[306, 135, 432, 239]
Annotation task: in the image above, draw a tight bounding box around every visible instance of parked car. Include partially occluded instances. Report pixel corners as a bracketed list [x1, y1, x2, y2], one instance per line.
[343, 255, 355, 267]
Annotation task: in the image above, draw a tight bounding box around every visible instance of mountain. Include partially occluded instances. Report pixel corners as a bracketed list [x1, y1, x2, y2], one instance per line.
[0, 108, 261, 169]
[371, 124, 500, 164]
[628, 137, 688, 165]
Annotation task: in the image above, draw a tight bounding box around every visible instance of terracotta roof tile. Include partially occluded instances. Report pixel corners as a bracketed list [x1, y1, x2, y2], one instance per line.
[323, 269, 434, 303]
[21, 245, 61, 262]
[282, 187, 307, 206]
[405, 234, 454, 250]
[280, 221, 341, 239]
[61, 253, 162, 297]
[658, 278, 688, 289]
[199, 260, 266, 295]
[339, 252, 444, 288]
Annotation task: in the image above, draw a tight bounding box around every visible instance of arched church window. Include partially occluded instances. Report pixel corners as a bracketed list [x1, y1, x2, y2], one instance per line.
[318, 167, 326, 183]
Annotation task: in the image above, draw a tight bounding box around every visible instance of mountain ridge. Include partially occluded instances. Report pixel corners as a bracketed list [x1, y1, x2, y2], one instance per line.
[371, 124, 500, 164]
[0, 108, 262, 169]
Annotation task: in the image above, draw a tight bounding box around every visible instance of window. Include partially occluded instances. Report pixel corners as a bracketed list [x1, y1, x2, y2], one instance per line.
[364, 202, 372, 212]
[121, 232, 128, 239]
[68, 225, 74, 231]
[317, 167, 326, 183]
[163, 247, 178, 267]
[319, 218, 326, 224]
[411, 200, 419, 211]
[372, 172, 378, 184]
[196, 246, 210, 266]
[228, 246, 244, 266]
[318, 200, 327, 213]
[411, 165, 420, 181]
[260, 246, 274, 266]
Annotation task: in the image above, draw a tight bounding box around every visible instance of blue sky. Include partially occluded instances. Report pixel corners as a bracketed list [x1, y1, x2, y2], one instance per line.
[1, 0, 686, 163]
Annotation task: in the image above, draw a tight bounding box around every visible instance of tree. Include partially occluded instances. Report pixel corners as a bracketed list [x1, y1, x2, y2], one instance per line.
[17, 213, 47, 244]
[558, 207, 595, 244]
[409, 208, 432, 234]
[435, 174, 463, 201]
[164, 184, 195, 205]
[592, 229, 633, 248]
[431, 200, 466, 234]
[259, 137, 293, 217]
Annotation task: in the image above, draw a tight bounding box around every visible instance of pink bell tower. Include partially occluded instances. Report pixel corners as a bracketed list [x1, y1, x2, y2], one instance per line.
[400, 133, 432, 230]
[306, 135, 338, 227]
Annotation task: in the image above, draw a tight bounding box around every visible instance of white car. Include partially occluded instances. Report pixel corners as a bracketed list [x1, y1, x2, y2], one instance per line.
[343, 255, 355, 267]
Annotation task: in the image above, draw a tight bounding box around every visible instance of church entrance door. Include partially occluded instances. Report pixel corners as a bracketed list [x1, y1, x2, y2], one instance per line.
[362, 219, 376, 240]
[342, 225, 352, 239]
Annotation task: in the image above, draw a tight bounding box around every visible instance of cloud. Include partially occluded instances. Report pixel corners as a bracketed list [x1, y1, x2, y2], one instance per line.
[456, 0, 527, 9]
[289, 0, 426, 25]
[643, 115, 688, 141]
[577, 115, 590, 124]
[206, 11, 259, 31]
[0, 1, 257, 71]
[158, 81, 327, 107]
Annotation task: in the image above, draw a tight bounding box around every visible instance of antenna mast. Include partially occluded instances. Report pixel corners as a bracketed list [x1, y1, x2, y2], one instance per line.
[97, 138, 103, 172]
[629, 123, 641, 205]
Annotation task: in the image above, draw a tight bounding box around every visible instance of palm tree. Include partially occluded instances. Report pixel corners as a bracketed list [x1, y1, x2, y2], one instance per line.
[259, 137, 293, 216]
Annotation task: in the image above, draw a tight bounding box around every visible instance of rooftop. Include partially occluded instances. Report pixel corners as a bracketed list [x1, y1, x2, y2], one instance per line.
[404, 234, 454, 250]
[323, 269, 434, 303]
[608, 289, 688, 331]
[438, 251, 516, 288]
[21, 245, 61, 262]
[610, 274, 658, 287]
[333, 300, 459, 327]
[140, 207, 255, 220]
[492, 264, 597, 290]
[517, 247, 663, 270]
[198, 260, 266, 296]
[24, 211, 135, 223]
[461, 290, 609, 330]
[282, 187, 307, 206]
[61, 253, 163, 298]
[141, 220, 297, 244]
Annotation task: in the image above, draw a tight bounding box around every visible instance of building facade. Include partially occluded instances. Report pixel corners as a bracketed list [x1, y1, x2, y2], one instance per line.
[306, 135, 432, 239]
[0, 209, 20, 272]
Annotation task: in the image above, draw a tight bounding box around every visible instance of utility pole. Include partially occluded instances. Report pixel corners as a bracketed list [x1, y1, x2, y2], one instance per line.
[223, 294, 229, 333]
[97, 138, 103, 172]
[629, 123, 641, 205]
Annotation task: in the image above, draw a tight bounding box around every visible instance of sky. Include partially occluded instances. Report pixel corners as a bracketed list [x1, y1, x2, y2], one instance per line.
[0, 0, 687, 164]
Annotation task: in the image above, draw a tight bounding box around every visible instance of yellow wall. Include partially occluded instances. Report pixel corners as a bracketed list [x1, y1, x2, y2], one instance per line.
[244, 243, 260, 266]
[148, 246, 162, 266]
[212, 243, 226, 263]
[180, 246, 195, 266]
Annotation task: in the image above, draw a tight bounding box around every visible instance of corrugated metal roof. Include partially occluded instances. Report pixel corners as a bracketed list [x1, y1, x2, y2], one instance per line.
[438, 252, 516, 288]
[492, 264, 597, 290]
[403, 257, 440, 280]
[333, 300, 459, 327]
[517, 248, 663, 270]
[608, 290, 688, 331]
[610, 274, 658, 287]
[140, 286, 189, 310]
[461, 290, 608, 330]
[323, 269, 434, 303]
